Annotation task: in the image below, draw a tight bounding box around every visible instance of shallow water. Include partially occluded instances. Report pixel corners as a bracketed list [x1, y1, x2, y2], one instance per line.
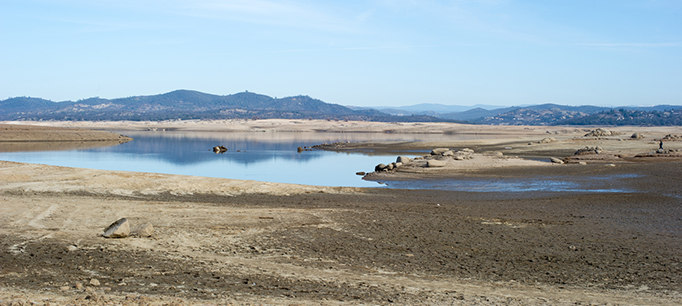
[0, 131, 637, 192]
[376, 174, 641, 193]
[2, 131, 477, 188]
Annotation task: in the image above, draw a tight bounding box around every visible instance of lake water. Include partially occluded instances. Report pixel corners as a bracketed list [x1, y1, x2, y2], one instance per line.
[0, 131, 636, 192]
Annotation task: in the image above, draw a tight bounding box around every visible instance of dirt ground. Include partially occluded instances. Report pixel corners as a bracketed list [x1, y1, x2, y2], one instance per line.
[1, 121, 681, 305]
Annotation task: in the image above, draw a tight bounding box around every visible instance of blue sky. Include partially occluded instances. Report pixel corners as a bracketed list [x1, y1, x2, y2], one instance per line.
[2, 0, 681, 107]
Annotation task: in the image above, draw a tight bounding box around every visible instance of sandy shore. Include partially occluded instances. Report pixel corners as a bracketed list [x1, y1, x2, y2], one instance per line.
[1, 120, 681, 305]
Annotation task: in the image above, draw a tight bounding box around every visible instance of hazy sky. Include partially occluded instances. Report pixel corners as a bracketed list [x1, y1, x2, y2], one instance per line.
[2, 0, 681, 107]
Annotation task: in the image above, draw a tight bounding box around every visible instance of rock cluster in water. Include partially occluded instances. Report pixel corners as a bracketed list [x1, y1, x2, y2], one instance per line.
[373, 148, 478, 173]
[212, 145, 228, 154]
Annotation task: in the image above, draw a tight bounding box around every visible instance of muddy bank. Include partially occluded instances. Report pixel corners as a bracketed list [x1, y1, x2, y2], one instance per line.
[0, 124, 132, 152]
[1, 161, 680, 305]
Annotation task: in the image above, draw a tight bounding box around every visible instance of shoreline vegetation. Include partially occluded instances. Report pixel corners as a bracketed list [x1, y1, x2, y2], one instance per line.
[1, 120, 681, 305]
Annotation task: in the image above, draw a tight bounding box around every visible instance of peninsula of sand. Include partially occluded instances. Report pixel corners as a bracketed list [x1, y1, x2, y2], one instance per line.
[1, 120, 681, 305]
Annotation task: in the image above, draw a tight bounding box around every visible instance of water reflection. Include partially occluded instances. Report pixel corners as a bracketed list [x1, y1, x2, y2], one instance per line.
[0, 131, 642, 192]
[0, 131, 455, 187]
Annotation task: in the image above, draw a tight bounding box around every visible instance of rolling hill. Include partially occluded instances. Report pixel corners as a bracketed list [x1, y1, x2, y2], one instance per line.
[0, 90, 445, 122]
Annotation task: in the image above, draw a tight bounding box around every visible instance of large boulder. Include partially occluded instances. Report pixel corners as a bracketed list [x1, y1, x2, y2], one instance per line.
[103, 218, 130, 238]
[427, 160, 447, 167]
[631, 133, 644, 139]
[575, 146, 604, 155]
[396, 156, 412, 163]
[585, 129, 618, 137]
[131, 223, 154, 237]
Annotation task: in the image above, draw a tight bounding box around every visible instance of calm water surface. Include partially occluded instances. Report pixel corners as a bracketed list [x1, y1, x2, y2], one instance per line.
[0, 131, 636, 192]
[0, 131, 456, 188]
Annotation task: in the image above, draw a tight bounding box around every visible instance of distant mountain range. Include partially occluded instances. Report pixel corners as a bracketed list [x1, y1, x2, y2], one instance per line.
[0, 90, 445, 122]
[2, 90, 681, 125]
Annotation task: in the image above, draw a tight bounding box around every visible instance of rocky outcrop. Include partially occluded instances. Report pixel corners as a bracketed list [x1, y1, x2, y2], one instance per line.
[661, 134, 681, 141]
[584, 128, 619, 137]
[372, 148, 481, 173]
[575, 146, 604, 155]
[631, 133, 644, 139]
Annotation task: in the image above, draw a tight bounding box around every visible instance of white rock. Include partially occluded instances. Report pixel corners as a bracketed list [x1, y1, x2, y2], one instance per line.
[103, 218, 130, 238]
[131, 223, 154, 237]
[550, 157, 564, 164]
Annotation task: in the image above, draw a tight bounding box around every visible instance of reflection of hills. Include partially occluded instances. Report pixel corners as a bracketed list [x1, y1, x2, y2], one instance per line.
[86, 134, 327, 165]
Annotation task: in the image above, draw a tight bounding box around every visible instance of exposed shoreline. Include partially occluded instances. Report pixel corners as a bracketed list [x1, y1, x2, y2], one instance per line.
[1, 120, 681, 305]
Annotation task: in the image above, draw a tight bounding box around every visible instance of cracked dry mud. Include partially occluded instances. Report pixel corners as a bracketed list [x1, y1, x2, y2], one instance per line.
[1, 160, 681, 305]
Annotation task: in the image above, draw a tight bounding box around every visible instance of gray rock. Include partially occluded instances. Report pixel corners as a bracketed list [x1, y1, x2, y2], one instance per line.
[442, 150, 455, 156]
[396, 156, 412, 163]
[459, 148, 474, 153]
[103, 218, 130, 238]
[631, 133, 644, 139]
[550, 157, 564, 164]
[427, 160, 447, 167]
[394, 162, 403, 168]
[454, 156, 465, 160]
[430, 148, 450, 155]
[539, 137, 557, 143]
[90, 279, 100, 286]
[131, 223, 154, 237]
[386, 163, 394, 170]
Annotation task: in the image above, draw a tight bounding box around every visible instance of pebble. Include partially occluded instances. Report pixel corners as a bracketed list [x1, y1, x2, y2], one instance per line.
[90, 279, 101, 286]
